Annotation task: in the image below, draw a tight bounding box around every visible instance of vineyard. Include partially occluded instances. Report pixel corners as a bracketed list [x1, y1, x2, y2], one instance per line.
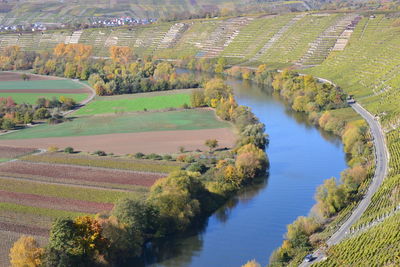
[313, 212, 400, 266]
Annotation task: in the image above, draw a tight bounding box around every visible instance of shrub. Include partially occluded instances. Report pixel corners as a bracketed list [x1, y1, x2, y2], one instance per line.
[134, 152, 145, 159]
[187, 162, 208, 173]
[64, 147, 74, 154]
[147, 153, 163, 160]
[162, 155, 173, 161]
[94, 150, 107, 156]
[47, 146, 59, 152]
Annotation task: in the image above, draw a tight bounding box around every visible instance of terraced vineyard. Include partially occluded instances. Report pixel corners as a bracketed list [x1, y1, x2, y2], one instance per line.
[301, 13, 400, 266]
[313, 212, 400, 266]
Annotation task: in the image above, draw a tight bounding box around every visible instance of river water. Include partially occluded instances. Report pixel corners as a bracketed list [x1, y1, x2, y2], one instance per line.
[143, 74, 347, 267]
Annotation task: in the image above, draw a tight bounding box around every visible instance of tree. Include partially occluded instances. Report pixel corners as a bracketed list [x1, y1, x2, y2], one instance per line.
[46, 217, 108, 266]
[214, 57, 227, 73]
[190, 89, 206, 107]
[315, 178, 348, 217]
[23, 111, 33, 124]
[9, 236, 44, 267]
[73, 216, 109, 257]
[241, 259, 261, 267]
[21, 73, 30, 81]
[204, 78, 232, 105]
[1, 118, 15, 130]
[94, 81, 107, 96]
[64, 147, 74, 153]
[153, 62, 174, 80]
[205, 139, 218, 152]
[109, 46, 133, 65]
[235, 144, 268, 180]
[148, 171, 207, 232]
[34, 108, 50, 120]
[112, 198, 160, 238]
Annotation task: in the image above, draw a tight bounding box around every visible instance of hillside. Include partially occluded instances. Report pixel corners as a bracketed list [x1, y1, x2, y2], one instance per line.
[0, 0, 309, 26]
[1, 9, 400, 266]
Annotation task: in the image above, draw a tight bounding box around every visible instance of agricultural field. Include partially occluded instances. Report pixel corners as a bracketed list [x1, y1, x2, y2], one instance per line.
[0, 72, 91, 104]
[0, 147, 181, 265]
[0, 109, 235, 154]
[75, 90, 192, 116]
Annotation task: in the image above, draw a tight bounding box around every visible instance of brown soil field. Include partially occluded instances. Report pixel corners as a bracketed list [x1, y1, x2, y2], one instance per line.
[0, 146, 35, 158]
[0, 128, 236, 154]
[0, 190, 113, 213]
[0, 88, 90, 94]
[0, 161, 163, 187]
[0, 222, 48, 237]
[0, 72, 59, 81]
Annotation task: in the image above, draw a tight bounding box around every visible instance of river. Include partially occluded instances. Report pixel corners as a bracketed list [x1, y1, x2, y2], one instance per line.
[143, 74, 347, 267]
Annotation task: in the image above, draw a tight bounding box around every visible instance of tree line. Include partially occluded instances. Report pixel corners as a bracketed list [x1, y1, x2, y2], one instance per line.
[0, 96, 76, 131]
[0, 44, 200, 97]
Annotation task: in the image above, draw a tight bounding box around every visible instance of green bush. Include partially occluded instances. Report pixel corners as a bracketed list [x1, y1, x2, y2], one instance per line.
[64, 147, 74, 154]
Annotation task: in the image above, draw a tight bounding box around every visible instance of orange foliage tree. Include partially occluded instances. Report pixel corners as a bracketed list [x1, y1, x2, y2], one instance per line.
[109, 46, 133, 65]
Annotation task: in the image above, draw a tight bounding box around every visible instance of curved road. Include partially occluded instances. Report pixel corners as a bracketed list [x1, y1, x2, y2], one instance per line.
[300, 101, 389, 266]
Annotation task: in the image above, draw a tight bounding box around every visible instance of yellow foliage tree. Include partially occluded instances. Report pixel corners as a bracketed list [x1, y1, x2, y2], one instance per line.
[54, 43, 92, 62]
[9, 236, 44, 267]
[110, 46, 133, 65]
[241, 259, 261, 267]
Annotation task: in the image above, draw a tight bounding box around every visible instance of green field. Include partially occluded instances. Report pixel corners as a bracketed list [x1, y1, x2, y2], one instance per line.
[0, 109, 230, 140]
[75, 92, 191, 115]
[1, 93, 88, 104]
[0, 79, 84, 90]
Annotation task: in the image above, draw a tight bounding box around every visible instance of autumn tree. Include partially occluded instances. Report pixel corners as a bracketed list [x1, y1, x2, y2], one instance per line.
[204, 78, 232, 107]
[109, 46, 133, 65]
[153, 62, 174, 80]
[9, 236, 44, 267]
[46, 217, 109, 265]
[148, 171, 208, 233]
[235, 143, 268, 179]
[54, 43, 92, 62]
[241, 259, 261, 267]
[315, 178, 348, 217]
[190, 89, 206, 107]
[205, 139, 218, 152]
[214, 57, 227, 73]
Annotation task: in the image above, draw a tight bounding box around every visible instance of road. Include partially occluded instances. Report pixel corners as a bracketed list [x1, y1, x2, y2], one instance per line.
[299, 102, 389, 266]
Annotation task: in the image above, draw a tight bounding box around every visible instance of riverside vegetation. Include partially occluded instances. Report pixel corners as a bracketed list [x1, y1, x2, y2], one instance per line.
[178, 60, 375, 266]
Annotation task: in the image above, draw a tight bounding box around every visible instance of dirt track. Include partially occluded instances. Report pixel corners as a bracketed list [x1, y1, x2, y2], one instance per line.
[0, 128, 236, 154]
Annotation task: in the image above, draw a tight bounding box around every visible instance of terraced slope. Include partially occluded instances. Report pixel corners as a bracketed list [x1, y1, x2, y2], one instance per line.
[300, 14, 400, 266]
[221, 14, 296, 62]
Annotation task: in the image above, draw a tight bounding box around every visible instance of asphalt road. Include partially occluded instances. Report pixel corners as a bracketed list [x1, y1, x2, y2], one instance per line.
[299, 102, 389, 266]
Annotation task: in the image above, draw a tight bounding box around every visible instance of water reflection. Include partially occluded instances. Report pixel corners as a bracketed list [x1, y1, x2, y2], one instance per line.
[141, 174, 269, 266]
